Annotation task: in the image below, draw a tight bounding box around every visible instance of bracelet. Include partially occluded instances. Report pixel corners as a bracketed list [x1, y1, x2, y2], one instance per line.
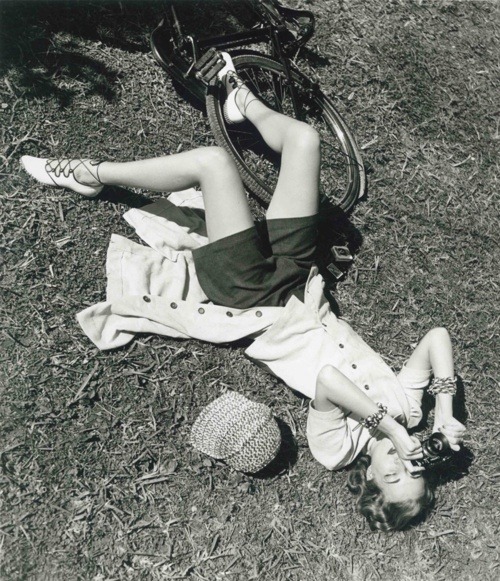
[359, 403, 388, 430]
[428, 376, 457, 396]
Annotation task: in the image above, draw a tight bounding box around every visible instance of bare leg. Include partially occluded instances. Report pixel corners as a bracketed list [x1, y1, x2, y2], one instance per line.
[95, 90, 321, 234]
[23, 69, 318, 239]
[37, 147, 251, 243]
[98, 147, 253, 242]
[101, 80, 321, 223]
[234, 86, 320, 220]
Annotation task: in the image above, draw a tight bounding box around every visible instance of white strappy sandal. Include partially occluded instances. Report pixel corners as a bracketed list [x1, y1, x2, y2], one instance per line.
[21, 156, 104, 197]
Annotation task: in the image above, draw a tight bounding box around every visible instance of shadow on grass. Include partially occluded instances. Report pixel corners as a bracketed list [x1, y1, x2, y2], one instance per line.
[453, 376, 468, 425]
[316, 199, 364, 314]
[1, 0, 330, 108]
[13, 49, 118, 107]
[99, 185, 154, 208]
[253, 417, 298, 478]
[0, 0, 165, 106]
[427, 445, 474, 493]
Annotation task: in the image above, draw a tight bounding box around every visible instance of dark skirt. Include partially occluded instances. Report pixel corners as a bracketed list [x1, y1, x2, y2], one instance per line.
[192, 214, 318, 309]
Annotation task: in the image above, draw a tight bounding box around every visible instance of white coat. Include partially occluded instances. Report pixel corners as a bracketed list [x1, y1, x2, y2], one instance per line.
[77, 189, 283, 349]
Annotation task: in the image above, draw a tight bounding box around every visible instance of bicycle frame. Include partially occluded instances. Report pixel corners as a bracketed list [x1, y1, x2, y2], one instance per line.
[168, 1, 313, 54]
[153, 0, 315, 115]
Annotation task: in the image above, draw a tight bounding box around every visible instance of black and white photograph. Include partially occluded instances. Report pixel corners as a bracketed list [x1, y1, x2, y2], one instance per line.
[1, 0, 498, 579]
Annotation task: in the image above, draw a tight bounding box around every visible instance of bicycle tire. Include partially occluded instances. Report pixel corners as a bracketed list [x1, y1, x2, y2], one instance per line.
[205, 52, 365, 213]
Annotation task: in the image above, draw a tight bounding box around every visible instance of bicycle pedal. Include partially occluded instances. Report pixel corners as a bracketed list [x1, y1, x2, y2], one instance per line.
[193, 47, 219, 70]
[192, 48, 225, 85]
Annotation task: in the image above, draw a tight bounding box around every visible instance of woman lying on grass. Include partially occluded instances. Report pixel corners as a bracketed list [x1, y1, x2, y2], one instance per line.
[21, 53, 466, 531]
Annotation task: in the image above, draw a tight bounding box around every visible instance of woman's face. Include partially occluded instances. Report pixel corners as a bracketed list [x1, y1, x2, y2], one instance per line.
[368, 437, 425, 503]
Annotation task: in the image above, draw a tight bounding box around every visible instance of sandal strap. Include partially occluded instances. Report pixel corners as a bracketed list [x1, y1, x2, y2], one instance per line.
[226, 71, 245, 91]
[228, 83, 260, 119]
[45, 158, 103, 185]
[239, 89, 260, 118]
[225, 71, 260, 115]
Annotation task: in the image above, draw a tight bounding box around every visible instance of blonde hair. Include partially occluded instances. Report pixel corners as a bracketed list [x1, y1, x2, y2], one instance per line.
[347, 455, 435, 532]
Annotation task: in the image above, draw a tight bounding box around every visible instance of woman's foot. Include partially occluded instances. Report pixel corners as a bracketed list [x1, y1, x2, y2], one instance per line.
[217, 52, 259, 124]
[20, 156, 104, 197]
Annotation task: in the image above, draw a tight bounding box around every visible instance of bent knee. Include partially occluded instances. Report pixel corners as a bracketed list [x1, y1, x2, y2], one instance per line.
[289, 122, 321, 152]
[426, 327, 450, 342]
[195, 146, 233, 173]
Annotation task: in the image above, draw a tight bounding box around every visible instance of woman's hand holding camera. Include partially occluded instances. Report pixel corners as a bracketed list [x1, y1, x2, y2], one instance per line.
[388, 424, 425, 474]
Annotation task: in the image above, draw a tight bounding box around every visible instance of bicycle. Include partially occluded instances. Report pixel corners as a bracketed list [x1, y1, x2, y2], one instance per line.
[150, 0, 365, 213]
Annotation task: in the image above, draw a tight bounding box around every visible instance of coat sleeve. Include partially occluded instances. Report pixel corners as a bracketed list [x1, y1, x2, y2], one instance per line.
[306, 401, 369, 470]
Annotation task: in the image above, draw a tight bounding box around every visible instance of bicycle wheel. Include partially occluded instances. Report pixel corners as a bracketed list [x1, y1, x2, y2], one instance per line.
[206, 52, 365, 212]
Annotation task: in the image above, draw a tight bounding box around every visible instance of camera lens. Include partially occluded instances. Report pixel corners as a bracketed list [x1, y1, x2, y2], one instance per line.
[425, 433, 451, 456]
[412, 433, 454, 470]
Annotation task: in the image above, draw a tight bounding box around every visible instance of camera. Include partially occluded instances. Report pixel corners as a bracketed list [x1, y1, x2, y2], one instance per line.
[330, 245, 353, 262]
[411, 432, 454, 470]
[327, 262, 345, 281]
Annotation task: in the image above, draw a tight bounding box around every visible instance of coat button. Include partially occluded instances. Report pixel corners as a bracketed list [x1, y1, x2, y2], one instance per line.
[143, 296, 151, 303]
[352, 363, 357, 369]
[364, 384, 370, 390]
[226, 311, 233, 317]
[255, 310, 262, 317]
[198, 307, 205, 314]
[339, 343, 344, 348]
[170, 302, 178, 309]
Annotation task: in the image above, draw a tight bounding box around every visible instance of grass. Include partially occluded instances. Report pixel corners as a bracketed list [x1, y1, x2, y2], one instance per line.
[1, 0, 499, 579]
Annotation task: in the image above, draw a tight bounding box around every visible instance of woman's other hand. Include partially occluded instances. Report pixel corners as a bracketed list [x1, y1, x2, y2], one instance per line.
[434, 417, 466, 451]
